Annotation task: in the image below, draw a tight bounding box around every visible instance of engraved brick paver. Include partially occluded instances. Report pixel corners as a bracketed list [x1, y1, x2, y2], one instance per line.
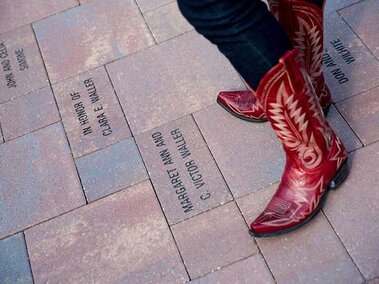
[191, 254, 275, 284]
[33, 0, 154, 83]
[324, 142, 379, 280]
[107, 31, 244, 134]
[0, 25, 49, 103]
[76, 139, 148, 202]
[324, 12, 379, 102]
[337, 86, 379, 145]
[0, 86, 60, 141]
[0, 233, 33, 284]
[194, 104, 285, 198]
[136, 115, 232, 224]
[136, 0, 173, 13]
[53, 66, 131, 158]
[237, 184, 364, 284]
[172, 202, 258, 279]
[340, 0, 379, 59]
[0, 0, 78, 35]
[0, 123, 85, 239]
[144, 1, 193, 43]
[25, 180, 188, 283]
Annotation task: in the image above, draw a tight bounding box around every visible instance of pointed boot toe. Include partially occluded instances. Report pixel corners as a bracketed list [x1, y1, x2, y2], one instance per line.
[217, 90, 267, 122]
[249, 214, 281, 237]
[217, 91, 243, 108]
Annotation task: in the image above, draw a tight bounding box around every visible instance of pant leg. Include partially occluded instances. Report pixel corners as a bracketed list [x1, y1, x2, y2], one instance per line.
[177, 0, 292, 89]
[307, 0, 324, 8]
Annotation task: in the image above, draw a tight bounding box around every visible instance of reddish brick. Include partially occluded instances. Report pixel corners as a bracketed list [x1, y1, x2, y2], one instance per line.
[0, 0, 78, 35]
[324, 142, 379, 280]
[172, 202, 258, 279]
[340, 0, 379, 59]
[0, 25, 49, 103]
[237, 184, 364, 284]
[327, 104, 362, 152]
[0, 233, 33, 284]
[336, 86, 379, 145]
[0, 123, 85, 239]
[325, 0, 361, 14]
[144, 1, 193, 43]
[369, 279, 379, 284]
[136, 115, 232, 224]
[324, 12, 379, 102]
[25, 181, 188, 283]
[193, 105, 285, 198]
[33, 0, 154, 83]
[76, 139, 148, 202]
[191, 254, 274, 284]
[106, 31, 244, 134]
[53, 67, 131, 158]
[0, 86, 60, 141]
[136, 0, 172, 13]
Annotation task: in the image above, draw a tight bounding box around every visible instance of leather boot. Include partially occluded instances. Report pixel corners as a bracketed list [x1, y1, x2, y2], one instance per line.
[249, 49, 348, 237]
[217, 0, 331, 122]
[217, 83, 267, 122]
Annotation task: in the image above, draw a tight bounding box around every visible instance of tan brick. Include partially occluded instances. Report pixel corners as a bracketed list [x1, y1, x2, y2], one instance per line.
[0, 233, 33, 284]
[325, 0, 361, 14]
[0, 86, 60, 141]
[191, 254, 274, 284]
[33, 0, 154, 83]
[144, 1, 193, 43]
[336, 86, 379, 145]
[136, 0, 173, 13]
[25, 181, 188, 283]
[0, 0, 78, 35]
[324, 142, 379, 280]
[172, 202, 258, 279]
[327, 104, 362, 152]
[76, 138, 148, 202]
[340, 0, 379, 59]
[0, 123, 85, 239]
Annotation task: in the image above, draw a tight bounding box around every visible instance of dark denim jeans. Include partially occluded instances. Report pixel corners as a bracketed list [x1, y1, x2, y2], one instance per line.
[177, 0, 322, 89]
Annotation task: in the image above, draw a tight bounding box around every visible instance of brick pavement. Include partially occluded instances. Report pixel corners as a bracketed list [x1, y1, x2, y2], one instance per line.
[0, 0, 378, 283]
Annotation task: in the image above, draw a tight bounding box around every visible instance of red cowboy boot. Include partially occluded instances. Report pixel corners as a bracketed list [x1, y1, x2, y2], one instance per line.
[249, 49, 348, 237]
[217, 84, 267, 122]
[217, 0, 331, 122]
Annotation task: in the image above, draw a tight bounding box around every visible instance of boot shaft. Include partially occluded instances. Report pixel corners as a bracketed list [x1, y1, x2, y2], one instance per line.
[268, 0, 331, 107]
[256, 49, 333, 169]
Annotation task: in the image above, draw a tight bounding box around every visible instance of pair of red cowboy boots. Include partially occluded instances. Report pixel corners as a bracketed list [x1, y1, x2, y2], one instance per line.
[218, 0, 348, 237]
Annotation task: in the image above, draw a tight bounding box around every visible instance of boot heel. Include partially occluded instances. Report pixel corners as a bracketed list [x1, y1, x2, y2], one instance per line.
[329, 159, 349, 190]
[322, 103, 331, 117]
